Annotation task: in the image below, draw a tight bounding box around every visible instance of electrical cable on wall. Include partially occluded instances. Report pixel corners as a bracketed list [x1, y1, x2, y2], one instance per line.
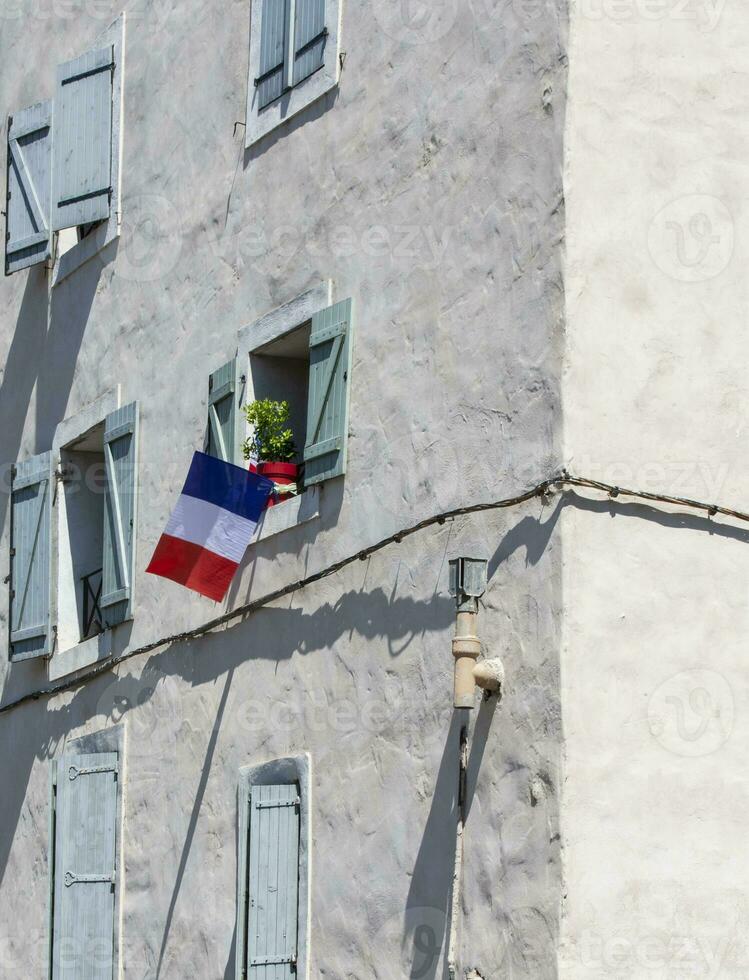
[1, 470, 746, 717]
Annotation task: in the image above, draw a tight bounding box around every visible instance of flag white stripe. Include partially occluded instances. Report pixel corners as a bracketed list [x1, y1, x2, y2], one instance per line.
[165, 494, 258, 564]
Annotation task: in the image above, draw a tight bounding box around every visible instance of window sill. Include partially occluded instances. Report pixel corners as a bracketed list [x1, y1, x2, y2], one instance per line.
[48, 628, 114, 681]
[253, 486, 320, 543]
[52, 224, 119, 287]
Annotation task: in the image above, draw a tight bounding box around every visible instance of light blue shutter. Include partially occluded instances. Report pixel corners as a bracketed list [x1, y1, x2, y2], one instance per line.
[51, 45, 114, 231]
[101, 402, 138, 627]
[52, 752, 118, 980]
[246, 784, 300, 979]
[293, 0, 326, 86]
[5, 101, 52, 275]
[303, 298, 353, 486]
[9, 452, 56, 661]
[257, 0, 289, 109]
[207, 358, 243, 465]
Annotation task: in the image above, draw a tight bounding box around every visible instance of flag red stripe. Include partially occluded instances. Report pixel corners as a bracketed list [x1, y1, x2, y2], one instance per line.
[146, 534, 238, 602]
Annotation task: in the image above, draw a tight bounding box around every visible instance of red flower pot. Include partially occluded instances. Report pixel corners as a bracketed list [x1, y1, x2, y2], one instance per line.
[257, 461, 299, 507]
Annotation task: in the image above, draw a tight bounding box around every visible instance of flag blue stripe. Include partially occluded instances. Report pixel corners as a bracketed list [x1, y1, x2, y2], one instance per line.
[181, 451, 274, 522]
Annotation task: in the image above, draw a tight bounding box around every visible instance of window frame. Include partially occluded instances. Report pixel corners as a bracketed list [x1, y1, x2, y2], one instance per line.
[245, 0, 342, 147]
[236, 755, 311, 980]
[47, 389, 136, 681]
[51, 13, 125, 286]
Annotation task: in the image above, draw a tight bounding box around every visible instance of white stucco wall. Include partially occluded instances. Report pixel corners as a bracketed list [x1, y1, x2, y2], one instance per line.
[0, 0, 568, 976]
[562, 0, 749, 975]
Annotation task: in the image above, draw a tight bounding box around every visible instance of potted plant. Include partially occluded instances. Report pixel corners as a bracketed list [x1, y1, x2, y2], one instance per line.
[243, 399, 298, 507]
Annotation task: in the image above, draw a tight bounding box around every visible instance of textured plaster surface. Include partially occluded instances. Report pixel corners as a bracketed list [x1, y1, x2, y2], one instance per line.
[562, 0, 749, 975]
[0, 0, 567, 976]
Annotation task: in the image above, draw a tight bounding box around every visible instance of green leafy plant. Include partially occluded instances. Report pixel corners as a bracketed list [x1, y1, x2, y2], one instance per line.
[243, 399, 296, 463]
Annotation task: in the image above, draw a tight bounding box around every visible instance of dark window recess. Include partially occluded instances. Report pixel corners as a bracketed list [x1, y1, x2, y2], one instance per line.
[250, 321, 310, 475]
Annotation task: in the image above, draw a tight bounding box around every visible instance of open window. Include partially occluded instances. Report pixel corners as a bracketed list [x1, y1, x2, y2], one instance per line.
[51, 16, 124, 283]
[245, 0, 342, 146]
[55, 403, 139, 657]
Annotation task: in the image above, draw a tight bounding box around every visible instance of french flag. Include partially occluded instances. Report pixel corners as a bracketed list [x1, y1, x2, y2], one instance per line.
[146, 452, 274, 601]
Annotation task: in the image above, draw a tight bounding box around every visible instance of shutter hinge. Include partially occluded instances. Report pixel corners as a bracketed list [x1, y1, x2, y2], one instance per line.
[249, 955, 296, 967]
[9, 548, 15, 557]
[255, 796, 301, 810]
[69, 762, 119, 780]
[64, 870, 116, 887]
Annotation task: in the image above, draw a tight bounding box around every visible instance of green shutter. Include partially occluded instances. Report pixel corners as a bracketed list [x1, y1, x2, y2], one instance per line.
[52, 752, 118, 980]
[9, 451, 56, 660]
[293, 0, 326, 86]
[101, 402, 138, 627]
[207, 357, 243, 465]
[246, 784, 300, 980]
[303, 298, 353, 486]
[257, 0, 289, 109]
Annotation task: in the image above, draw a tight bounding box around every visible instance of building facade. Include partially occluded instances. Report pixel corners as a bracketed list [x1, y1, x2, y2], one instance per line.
[0, 0, 745, 977]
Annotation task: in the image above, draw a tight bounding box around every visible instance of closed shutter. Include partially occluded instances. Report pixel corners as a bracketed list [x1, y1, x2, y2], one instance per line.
[9, 452, 56, 661]
[257, 0, 289, 109]
[52, 751, 118, 980]
[51, 45, 114, 232]
[101, 402, 138, 627]
[292, 0, 326, 86]
[303, 298, 353, 486]
[207, 358, 243, 465]
[246, 784, 300, 979]
[5, 101, 52, 275]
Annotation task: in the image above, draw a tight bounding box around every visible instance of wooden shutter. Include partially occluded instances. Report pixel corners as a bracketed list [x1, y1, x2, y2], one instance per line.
[303, 298, 353, 486]
[292, 0, 326, 86]
[257, 0, 289, 109]
[52, 751, 118, 980]
[5, 101, 52, 275]
[51, 45, 114, 232]
[101, 402, 138, 627]
[207, 358, 243, 465]
[246, 784, 300, 979]
[9, 452, 56, 661]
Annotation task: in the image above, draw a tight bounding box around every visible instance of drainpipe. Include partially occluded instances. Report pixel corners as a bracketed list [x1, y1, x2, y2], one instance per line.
[448, 558, 488, 709]
[446, 558, 505, 979]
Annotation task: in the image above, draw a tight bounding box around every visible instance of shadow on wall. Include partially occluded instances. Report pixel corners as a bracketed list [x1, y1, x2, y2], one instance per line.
[0, 247, 112, 700]
[0, 496, 570, 975]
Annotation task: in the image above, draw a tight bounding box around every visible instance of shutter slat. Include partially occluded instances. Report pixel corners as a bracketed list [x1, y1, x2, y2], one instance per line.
[10, 452, 55, 660]
[303, 298, 354, 485]
[5, 101, 52, 275]
[293, 0, 326, 86]
[51, 45, 113, 231]
[247, 784, 299, 980]
[257, 0, 289, 109]
[101, 402, 138, 625]
[207, 358, 242, 465]
[52, 752, 118, 980]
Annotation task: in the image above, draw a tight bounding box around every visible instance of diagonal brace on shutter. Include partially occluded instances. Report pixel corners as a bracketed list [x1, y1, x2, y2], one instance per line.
[104, 440, 130, 595]
[8, 140, 48, 244]
[12, 479, 49, 635]
[306, 333, 344, 449]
